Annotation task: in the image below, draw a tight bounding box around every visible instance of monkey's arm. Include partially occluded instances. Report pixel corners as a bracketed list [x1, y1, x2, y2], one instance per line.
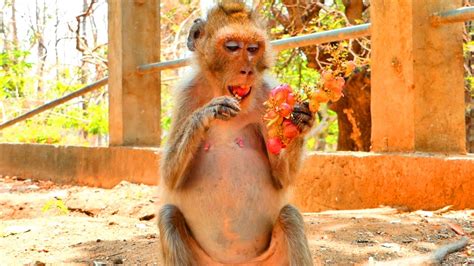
[161, 95, 240, 189]
[266, 136, 306, 189]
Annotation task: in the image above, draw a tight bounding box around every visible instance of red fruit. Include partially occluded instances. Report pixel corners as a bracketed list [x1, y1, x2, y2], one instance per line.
[278, 103, 292, 118]
[271, 84, 291, 95]
[271, 84, 291, 104]
[286, 93, 296, 106]
[267, 137, 284, 155]
[233, 86, 251, 97]
[282, 120, 299, 139]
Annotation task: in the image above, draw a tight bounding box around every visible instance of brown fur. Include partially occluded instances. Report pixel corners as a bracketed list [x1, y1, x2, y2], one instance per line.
[158, 204, 195, 266]
[158, 1, 312, 265]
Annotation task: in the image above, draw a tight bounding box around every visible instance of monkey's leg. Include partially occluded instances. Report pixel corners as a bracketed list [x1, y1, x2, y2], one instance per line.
[277, 204, 313, 266]
[158, 204, 195, 266]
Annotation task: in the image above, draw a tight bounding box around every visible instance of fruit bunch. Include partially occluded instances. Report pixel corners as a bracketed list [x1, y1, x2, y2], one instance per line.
[263, 69, 347, 155]
[263, 84, 299, 155]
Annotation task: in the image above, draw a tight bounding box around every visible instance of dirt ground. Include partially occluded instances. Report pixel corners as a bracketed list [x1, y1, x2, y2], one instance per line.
[0, 175, 473, 265]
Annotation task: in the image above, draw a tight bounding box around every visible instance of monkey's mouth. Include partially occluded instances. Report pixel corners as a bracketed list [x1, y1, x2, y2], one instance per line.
[228, 85, 252, 101]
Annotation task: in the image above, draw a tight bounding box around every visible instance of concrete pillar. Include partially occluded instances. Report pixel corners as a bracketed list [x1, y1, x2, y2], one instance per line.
[108, 0, 161, 146]
[371, 0, 466, 153]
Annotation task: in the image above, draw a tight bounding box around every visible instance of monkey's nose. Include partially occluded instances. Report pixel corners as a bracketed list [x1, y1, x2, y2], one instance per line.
[239, 67, 253, 76]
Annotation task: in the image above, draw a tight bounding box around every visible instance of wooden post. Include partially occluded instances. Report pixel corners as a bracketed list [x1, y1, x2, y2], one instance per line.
[371, 0, 466, 153]
[108, 0, 161, 146]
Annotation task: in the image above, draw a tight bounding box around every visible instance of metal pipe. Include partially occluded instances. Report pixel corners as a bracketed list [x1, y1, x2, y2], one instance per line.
[137, 57, 190, 74]
[272, 23, 370, 52]
[0, 77, 108, 131]
[431, 6, 474, 26]
[137, 23, 371, 74]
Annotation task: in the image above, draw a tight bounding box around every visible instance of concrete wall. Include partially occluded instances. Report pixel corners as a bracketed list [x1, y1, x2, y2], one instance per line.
[294, 152, 474, 211]
[0, 144, 159, 188]
[1, 144, 473, 211]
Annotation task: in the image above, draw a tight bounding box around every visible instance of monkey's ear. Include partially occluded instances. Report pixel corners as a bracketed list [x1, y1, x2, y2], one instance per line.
[187, 18, 205, 52]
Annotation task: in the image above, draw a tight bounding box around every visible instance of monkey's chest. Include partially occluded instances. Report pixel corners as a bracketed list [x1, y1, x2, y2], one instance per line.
[184, 126, 274, 191]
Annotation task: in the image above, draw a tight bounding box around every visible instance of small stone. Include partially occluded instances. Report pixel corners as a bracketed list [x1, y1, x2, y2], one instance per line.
[135, 223, 147, 229]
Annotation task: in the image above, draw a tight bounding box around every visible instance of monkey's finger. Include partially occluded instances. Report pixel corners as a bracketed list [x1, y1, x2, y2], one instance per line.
[291, 113, 314, 131]
[292, 112, 313, 124]
[293, 102, 311, 115]
[222, 106, 239, 117]
[214, 106, 239, 120]
[220, 97, 241, 112]
[210, 97, 241, 112]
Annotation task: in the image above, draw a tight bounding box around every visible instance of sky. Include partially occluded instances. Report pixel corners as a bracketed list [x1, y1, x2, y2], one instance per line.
[1, 0, 108, 67]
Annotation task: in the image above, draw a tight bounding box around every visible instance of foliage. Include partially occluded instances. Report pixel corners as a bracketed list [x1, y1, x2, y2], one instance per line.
[0, 64, 109, 145]
[0, 49, 33, 99]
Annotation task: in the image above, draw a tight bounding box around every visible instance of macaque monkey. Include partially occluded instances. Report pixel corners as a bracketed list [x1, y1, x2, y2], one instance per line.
[158, 1, 313, 265]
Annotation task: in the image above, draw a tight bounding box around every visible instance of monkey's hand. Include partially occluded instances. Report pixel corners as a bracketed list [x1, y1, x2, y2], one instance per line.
[203, 96, 241, 121]
[290, 102, 314, 135]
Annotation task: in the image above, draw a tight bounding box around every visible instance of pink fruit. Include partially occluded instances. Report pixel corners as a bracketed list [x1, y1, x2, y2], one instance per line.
[282, 120, 299, 139]
[278, 102, 292, 118]
[271, 84, 291, 104]
[233, 86, 251, 97]
[267, 137, 284, 155]
[286, 93, 296, 106]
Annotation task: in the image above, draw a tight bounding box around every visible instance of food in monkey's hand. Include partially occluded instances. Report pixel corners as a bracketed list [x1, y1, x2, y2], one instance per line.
[264, 71, 345, 155]
[263, 84, 298, 155]
[229, 85, 251, 101]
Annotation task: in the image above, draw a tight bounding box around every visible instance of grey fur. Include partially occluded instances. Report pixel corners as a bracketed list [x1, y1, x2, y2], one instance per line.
[158, 204, 195, 266]
[279, 205, 313, 266]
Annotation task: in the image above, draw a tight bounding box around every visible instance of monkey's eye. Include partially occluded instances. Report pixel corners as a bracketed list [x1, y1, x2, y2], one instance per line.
[247, 43, 259, 53]
[225, 41, 240, 52]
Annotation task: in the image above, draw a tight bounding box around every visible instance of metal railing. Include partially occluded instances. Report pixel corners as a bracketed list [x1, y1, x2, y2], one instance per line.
[0, 78, 108, 130]
[1, 6, 473, 131]
[431, 6, 474, 25]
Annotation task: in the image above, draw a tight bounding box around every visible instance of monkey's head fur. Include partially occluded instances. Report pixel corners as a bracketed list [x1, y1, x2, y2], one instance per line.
[187, 0, 273, 108]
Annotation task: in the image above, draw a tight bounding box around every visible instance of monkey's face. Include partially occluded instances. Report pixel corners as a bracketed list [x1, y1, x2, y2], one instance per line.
[187, 2, 273, 107]
[212, 25, 268, 102]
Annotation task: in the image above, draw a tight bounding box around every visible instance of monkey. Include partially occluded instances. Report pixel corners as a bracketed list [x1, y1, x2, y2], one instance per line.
[158, 1, 313, 265]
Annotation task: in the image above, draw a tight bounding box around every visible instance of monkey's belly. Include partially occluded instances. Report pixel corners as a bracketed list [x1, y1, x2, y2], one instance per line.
[163, 145, 287, 263]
